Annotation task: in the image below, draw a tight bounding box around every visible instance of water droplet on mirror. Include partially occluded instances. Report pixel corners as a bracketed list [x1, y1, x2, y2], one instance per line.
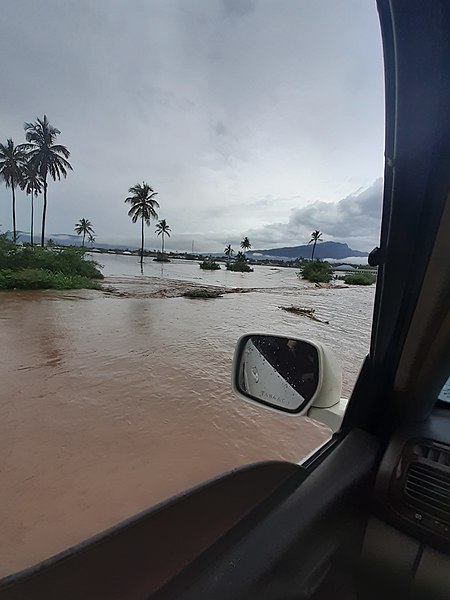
[251, 367, 259, 382]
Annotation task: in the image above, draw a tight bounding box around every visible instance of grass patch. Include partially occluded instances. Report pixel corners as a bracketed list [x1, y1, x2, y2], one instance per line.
[183, 288, 222, 299]
[342, 272, 376, 285]
[299, 259, 332, 283]
[0, 234, 103, 291]
[0, 268, 102, 290]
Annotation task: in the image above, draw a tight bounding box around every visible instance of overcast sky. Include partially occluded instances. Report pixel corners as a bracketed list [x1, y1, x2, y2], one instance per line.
[1, 0, 384, 253]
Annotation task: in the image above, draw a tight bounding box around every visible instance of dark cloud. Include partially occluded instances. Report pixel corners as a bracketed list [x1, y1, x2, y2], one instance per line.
[214, 121, 228, 136]
[246, 179, 383, 252]
[222, 0, 255, 18]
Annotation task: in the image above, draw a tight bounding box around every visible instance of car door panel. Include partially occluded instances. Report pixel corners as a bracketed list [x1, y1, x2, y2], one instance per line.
[0, 462, 298, 600]
[155, 429, 380, 600]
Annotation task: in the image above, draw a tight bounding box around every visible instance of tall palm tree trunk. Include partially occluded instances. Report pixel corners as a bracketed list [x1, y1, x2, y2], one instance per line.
[311, 241, 317, 260]
[41, 179, 48, 247]
[140, 215, 144, 266]
[82, 231, 86, 247]
[12, 186, 17, 243]
[30, 190, 34, 247]
[162, 232, 165, 257]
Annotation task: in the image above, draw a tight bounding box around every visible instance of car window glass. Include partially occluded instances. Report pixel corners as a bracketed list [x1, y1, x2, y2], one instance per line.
[0, 0, 384, 578]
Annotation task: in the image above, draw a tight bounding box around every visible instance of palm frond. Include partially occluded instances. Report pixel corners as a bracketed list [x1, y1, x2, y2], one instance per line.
[0, 138, 27, 187]
[23, 116, 72, 181]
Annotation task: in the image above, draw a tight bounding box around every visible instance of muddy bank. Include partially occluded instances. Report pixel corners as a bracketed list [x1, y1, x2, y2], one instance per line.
[102, 276, 261, 299]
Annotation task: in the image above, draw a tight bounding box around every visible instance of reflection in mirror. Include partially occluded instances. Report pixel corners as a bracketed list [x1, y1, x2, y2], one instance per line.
[237, 335, 319, 413]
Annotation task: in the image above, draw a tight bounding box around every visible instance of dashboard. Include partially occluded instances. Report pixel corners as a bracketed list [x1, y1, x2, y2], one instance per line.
[361, 411, 450, 598]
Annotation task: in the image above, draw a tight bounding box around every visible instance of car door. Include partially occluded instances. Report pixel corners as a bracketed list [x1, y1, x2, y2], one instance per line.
[1, 1, 449, 599]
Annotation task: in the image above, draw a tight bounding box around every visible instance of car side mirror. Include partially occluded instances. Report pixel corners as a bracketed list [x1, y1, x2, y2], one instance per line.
[232, 334, 345, 431]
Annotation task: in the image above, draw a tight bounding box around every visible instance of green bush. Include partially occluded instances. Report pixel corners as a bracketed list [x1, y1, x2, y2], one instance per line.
[299, 260, 332, 283]
[0, 268, 101, 290]
[0, 240, 103, 278]
[226, 261, 253, 272]
[200, 257, 221, 270]
[0, 234, 103, 290]
[343, 272, 376, 285]
[226, 253, 253, 272]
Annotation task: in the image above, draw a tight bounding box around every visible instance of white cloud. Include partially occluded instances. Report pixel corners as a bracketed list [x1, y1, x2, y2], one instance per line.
[0, 0, 384, 252]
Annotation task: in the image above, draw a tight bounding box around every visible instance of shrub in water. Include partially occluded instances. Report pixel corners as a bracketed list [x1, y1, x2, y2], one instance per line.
[0, 234, 103, 290]
[200, 257, 221, 270]
[226, 252, 253, 272]
[299, 260, 332, 283]
[343, 272, 376, 285]
[153, 251, 170, 262]
[226, 261, 253, 272]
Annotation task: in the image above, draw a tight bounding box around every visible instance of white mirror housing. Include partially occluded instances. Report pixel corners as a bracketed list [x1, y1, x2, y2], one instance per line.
[231, 334, 344, 431]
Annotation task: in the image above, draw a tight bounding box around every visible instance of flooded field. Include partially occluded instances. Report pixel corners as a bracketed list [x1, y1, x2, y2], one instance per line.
[0, 254, 375, 576]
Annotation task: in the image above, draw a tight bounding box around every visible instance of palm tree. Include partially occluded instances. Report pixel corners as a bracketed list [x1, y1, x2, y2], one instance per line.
[22, 161, 43, 246]
[24, 115, 73, 246]
[88, 233, 95, 248]
[125, 182, 159, 265]
[155, 219, 171, 257]
[309, 230, 323, 259]
[224, 244, 234, 264]
[240, 237, 252, 255]
[0, 139, 27, 242]
[74, 218, 95, 247]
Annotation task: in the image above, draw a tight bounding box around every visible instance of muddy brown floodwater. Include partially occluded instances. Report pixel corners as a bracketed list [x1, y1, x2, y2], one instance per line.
[0, 256, 375, 577]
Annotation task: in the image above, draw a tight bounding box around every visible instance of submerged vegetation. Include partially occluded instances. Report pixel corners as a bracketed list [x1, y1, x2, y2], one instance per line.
[342, 272, 376, 285]
[200, 256, 221, 270]
[0, 234, 103, 290]
[299, 259, 332, 283]
[226, 251, 253, 272]
[183, 288, 222, 299]
[153, 250, 170, 263]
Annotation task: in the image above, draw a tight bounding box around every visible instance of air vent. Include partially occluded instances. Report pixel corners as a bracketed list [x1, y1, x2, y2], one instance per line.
[414, 443, 450, 466]
[404, 463, 450, 524]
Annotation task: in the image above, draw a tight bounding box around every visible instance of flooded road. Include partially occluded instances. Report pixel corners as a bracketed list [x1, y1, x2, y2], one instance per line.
[0, 255, 375, 576]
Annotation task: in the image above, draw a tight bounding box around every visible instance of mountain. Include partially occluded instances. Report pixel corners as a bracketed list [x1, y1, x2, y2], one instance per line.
[248, 241, 368, 260]
[8, 231, 368, 259]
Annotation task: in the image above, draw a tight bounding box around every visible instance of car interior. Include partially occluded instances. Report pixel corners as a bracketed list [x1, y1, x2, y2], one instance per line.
[1, 0, 449, 598]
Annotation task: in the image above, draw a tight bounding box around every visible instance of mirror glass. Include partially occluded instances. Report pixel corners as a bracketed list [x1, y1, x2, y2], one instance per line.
[236, 335, 319, 413]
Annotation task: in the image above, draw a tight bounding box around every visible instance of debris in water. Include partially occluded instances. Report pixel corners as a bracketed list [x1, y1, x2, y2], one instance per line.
[315, 282, 347, 289]
[183, 288, 223, 299]
[280, 305, 329, 324]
